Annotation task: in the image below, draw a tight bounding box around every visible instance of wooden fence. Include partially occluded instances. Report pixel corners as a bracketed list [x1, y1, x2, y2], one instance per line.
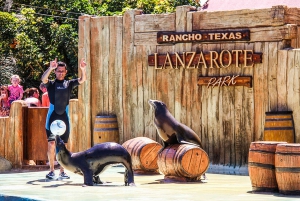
[0, 101, 26, 168]
[0, 100, 79, 168]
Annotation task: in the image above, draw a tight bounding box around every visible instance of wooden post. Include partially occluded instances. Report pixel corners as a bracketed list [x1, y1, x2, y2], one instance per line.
[122, 9, 143, 142]
[78, 15, 92, 151]
[0, 116, 9, 160]
[174, 6, 191, 124]
[9, 101, 26, 168]
[90, 16, 102, 146]
[69, 99, 79, 152]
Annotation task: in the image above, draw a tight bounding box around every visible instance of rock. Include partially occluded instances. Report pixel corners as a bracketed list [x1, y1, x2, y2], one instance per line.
[0, 156, 12, 172]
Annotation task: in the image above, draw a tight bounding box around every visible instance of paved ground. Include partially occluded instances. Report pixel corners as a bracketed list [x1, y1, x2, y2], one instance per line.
[0, 166, 299, 201]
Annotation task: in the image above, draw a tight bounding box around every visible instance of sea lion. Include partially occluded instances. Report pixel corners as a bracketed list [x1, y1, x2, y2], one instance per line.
[148, 99, 203, 149]
[55, 135, 135, 186]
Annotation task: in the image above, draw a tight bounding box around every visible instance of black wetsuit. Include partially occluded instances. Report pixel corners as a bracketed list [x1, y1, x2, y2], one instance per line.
[45, 79, 79, 142]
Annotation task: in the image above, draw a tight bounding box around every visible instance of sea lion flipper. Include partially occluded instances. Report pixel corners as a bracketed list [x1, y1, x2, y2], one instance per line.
[175, 130, 193, 145]
[176, 124, 204, 148]
[175, 126, 192, 144]
[178, 139, 200, 146]
[83, 169, 94, 186]
[177, 135, 203, 148]
[93, 175, 103, 184]
[158, 141, 168, 155]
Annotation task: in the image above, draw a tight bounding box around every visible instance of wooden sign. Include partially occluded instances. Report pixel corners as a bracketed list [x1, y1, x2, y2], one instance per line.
[198, 76, 252, 88]
[157, 30, 250, 44]
[148, 50, 262, 69]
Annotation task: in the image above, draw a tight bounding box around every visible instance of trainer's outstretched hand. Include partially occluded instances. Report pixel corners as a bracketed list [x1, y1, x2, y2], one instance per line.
[80, 58, 87, 70]
[78, 58, 87, 84]
[50, 58, 58, 70]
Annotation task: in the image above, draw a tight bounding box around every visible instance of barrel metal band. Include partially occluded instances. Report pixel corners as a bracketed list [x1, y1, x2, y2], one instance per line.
[95, 121, 118, 124]
[265, 118, 293, 121]
[264, 127, 294, 130]
[96, 115, 117, 118]
[252, 187, 278, 192]
[279, 190, 300, 195]
[276, 167, 300, 172]
[94, 128, 119, 131]
[276, 152, 300, 155]
[248, 162, 275, 169]
[249, 150, 275, 154]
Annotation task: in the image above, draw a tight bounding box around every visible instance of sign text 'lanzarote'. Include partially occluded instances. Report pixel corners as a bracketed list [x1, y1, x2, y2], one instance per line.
[148, 50, 262, 69]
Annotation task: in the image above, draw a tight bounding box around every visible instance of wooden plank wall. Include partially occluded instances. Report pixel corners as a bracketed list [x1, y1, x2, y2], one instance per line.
[78, 6, 300, 168]
[77, 16, 92, 152]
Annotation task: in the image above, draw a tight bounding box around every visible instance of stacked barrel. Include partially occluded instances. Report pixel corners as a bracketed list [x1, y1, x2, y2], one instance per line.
[248, 141, 300, 195]
[122, 137, 162, 174]
[157, 144, 209, 181]
[122, 137, 209, 181]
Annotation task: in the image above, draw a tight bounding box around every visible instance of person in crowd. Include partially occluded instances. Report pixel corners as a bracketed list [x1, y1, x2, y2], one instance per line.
[24, 87, 41, 107]
[0, 85, 10, 117]
[8, 74, 23, 105]
[41, 58, 87, 180]
[39, 83, 50, 107]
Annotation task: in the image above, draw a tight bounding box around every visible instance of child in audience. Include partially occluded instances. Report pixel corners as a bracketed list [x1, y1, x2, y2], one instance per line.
[24, 88, 41, 107]
[8, 75, 23, 105]
[39, 83, 49, 107]
[0, 85, 10, 116]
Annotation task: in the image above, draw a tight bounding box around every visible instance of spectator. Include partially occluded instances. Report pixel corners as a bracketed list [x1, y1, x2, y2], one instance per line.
[0, 85, 10, 117]
[8, 74, 23, 105]
[39, 83, 49, 107]
[24, 88, 41, 107]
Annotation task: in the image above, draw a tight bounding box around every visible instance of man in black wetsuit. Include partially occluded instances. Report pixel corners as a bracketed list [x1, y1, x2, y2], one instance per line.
[41, 58, 87, 179]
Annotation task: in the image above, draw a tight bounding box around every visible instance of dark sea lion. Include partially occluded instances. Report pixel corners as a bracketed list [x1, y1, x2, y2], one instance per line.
[55, 135, 135, 186]
[148, 99, 203, 149]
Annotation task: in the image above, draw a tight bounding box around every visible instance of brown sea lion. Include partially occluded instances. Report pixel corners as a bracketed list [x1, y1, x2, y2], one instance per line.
[148, 99, 203, 149]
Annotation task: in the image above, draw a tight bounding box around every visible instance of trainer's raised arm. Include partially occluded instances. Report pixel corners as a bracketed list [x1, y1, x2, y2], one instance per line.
[78, 58, 87, 84]
[41, 58, 57, 83]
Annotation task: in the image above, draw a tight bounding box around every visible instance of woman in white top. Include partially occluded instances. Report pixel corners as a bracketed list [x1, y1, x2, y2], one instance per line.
[24, 87, 41, 107]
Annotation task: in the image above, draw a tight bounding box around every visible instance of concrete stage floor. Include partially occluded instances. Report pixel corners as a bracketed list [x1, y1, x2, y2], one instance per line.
[0, 166, 299, 201]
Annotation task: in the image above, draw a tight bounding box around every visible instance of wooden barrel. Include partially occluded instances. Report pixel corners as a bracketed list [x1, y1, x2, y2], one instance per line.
[122, 137, 162, 173]
[248, 141, 286, 192]
[93, 115, 119, 144]
[264, 111, 294, 143]
[275, 143, 300, 195]
[157, 144, 209, 180]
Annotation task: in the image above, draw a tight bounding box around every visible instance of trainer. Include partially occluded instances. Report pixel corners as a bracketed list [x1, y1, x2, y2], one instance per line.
[41, 58, 87, 179]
